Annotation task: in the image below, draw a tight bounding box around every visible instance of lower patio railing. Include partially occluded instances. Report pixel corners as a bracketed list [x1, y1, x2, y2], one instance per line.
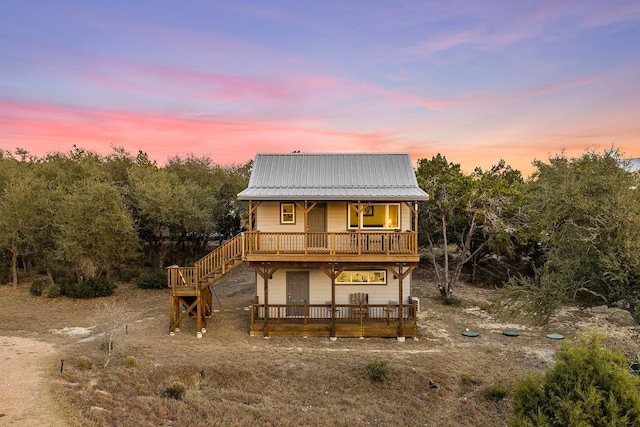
[250, 303, 416, 325]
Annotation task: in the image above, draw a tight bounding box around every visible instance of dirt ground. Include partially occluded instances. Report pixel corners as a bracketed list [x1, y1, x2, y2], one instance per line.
[0, 264, 638, 426]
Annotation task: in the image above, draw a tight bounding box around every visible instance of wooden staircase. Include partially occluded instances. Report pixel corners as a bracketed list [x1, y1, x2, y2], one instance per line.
[168, 233, 245, 336]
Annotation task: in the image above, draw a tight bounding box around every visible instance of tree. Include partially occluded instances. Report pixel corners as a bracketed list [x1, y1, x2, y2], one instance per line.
[496, 150, 640, 322]
[94, 300, 131, 368]
[468, 160, 525, 284]
[127, 167, 203, 267]
[0, 164, 52, 285]
[0, 145, 251, 290]
[416, 154, 521, 298]
[511, 334, 640, 426]
[53, 179, 138, 280]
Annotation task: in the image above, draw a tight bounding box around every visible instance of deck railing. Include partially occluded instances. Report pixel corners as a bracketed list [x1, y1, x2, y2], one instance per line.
[250, 303, 416, 325]
[168, 230, 417, 290]
[244, 231, 417, 255]
[167, 266, 196, 289]
[195, 233, 244, 281]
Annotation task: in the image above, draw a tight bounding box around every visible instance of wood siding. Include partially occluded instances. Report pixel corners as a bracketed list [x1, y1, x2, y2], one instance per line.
[256, 201, 413, 232]
[256, 267, 411, 305]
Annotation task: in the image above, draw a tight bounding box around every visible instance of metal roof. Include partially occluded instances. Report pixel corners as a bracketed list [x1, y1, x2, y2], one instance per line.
[621, 158, 640, 173]
[237, 153, 429, 201]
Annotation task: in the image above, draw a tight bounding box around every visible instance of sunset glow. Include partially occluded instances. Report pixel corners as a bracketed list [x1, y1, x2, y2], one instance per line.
[1, 1, 639, 176]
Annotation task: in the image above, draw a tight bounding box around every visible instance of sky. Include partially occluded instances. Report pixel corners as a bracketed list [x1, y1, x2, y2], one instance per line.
[1, 1, 639, 176]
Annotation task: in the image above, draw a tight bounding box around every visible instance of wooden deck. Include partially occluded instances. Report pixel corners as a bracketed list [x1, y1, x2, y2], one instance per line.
[168, 231, 420, 337]
[244, 231, 417, 254]
[249, 303, 417, 338]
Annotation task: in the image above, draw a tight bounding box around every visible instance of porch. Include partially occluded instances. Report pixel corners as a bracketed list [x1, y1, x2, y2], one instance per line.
[243, 231, 419, 262]
[249, 303, 417, 338]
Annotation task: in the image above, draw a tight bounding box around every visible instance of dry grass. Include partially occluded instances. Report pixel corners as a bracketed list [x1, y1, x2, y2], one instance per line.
[58, 351, 515, 426]
[2, 263, 639, 426]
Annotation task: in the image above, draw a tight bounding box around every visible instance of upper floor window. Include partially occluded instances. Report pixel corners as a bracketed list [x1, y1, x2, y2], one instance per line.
[348, 203, 400, 229]
[280, 203, 296, 224]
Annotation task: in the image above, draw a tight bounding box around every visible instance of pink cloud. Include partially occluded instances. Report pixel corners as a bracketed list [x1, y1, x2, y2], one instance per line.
[504, 74, 606, 101]
[0, 99, 401, 165]
[50, 47, 444, 115]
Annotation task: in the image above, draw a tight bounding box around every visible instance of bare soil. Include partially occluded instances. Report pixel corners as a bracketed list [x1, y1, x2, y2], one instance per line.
[0, 264, 638, 426]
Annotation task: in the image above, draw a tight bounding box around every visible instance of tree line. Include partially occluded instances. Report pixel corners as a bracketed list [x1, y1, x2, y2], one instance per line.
[1, 146, 639, 321]
[0, 146, 250, 291]
[417, 148, 640, 322]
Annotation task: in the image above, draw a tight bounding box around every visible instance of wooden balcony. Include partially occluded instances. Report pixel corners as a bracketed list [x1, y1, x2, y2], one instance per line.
[244, 231, 419, 263]
[250, 303, 417, 338]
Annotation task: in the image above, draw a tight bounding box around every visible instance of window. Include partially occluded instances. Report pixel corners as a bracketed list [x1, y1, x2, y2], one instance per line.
[348, 203, 400, 229]
[280, 203, 295, 224]
[336, 270, 387, 285]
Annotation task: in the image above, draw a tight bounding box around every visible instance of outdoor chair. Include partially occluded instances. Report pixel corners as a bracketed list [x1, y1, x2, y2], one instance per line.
[350, 292, 369, 320]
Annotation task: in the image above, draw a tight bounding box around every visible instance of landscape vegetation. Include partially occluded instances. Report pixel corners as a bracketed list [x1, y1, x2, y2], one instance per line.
[1, 146, 639, 426]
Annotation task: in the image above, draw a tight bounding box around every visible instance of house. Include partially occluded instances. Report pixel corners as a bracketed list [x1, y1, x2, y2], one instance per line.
[168, 153, 429, 340]
[621, 158, 640, 173]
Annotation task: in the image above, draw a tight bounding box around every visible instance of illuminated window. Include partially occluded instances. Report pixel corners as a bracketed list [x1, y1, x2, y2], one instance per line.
[280, 203, 295, 224]
[348, 203, 400, 229]
[336, 270, 386, 285]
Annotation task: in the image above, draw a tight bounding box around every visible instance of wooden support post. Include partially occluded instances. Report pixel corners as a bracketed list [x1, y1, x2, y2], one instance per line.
[254, 263, 279, 338]
[320, 263, 344, 339]
[389, 264, 415, 338]
[304, 201, 308, 255]
[196, 285, 203, 335]
[263, 263, 269, 337]
[414, 202, 418, 253]
[331, 263, 336, 338]
[398, 265, 403, 337]
[168, 269, 175, 333]
[247, 201, 261, 234]
[298, 201, 317, 255]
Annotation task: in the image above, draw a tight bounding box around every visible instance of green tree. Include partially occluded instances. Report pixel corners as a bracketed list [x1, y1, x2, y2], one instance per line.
[512, 334, 640, 426]
[53, 179, 138, 280]
[127, 167, 199, 267]
[0, 162, 52, 285]
[416, 154, 521, 298]
[468, 160, 525, 284]
[0, 145, 251, 289]
[496, 150, 640, 322]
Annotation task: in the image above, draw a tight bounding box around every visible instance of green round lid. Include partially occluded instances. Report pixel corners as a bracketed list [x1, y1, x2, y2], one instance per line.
[462, 330, 479, 337]
[502, 330, 520, 337]
[546, 333, 565, 340]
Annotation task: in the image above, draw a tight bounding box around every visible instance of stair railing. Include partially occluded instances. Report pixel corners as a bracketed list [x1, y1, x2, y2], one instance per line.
[194, 233, 245, 286]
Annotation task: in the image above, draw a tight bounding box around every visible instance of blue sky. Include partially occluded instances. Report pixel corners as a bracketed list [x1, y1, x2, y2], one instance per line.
[1, 1, 639, 175]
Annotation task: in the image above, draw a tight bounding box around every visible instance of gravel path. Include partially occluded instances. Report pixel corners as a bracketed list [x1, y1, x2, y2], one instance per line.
[0, 336, 64, 427]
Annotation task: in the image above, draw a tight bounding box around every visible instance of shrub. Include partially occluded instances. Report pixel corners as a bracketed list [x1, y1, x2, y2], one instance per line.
[511, 333, 640, 426]
[29, 278, 49, 296]
[124, 356, 138, 368]
[483, 384, 509, 402]
[101, 336, 115, 352]
[115, 267, 138, 283]
[442, 296, 461, 306]
[0, 264, 9, 284]
[162, 381, 186, 400]
[366, 360, 389, 383]
[460, 373, 482, 386]
[76, 356, 93, 370]
[46, 284, 61, 298]
[61, 275, 116, 298]
[136, 269, 167, 290]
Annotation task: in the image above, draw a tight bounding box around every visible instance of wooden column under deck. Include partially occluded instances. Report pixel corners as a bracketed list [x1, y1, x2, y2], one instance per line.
[254, 263, 279, 338]
[320, 263, 344, 338]
[389, 264, 415, 338]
